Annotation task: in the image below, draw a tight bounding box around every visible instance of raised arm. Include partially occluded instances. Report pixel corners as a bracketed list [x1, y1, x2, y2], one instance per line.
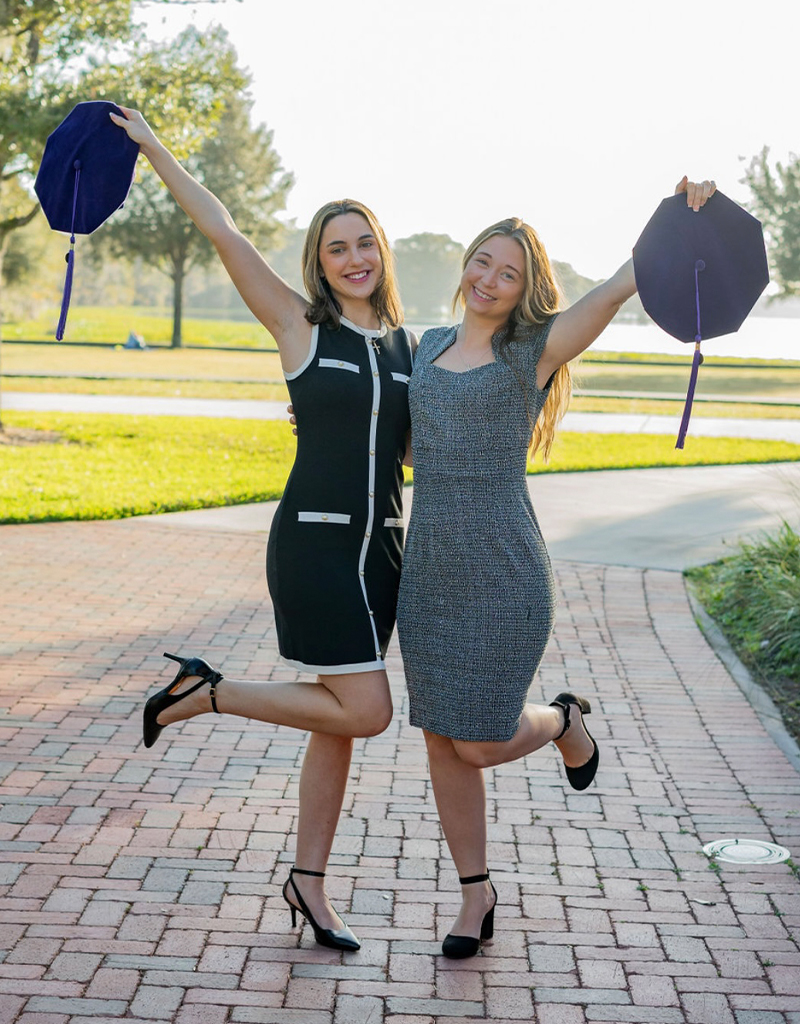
[536, 176, 716, 388]
[110, 106, 310, 366]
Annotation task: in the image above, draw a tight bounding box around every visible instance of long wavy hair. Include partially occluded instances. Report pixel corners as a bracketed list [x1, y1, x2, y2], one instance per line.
[453, 217, 573, 461]
[301, 199, 403, 329]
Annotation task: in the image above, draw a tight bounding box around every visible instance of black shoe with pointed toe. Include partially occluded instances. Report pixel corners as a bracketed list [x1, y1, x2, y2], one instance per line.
[283, 868, 361, 952]
[442, 872, 498, 959]
[550, 691, 599, 791]
[142, 652, 223, 749]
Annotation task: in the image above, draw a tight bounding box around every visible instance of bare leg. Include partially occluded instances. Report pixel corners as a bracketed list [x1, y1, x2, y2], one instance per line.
[424, 730, 495, 939]
[155, 667, 393, 738]
[286, 732, 354, 932]
[452, 700, 594, 770]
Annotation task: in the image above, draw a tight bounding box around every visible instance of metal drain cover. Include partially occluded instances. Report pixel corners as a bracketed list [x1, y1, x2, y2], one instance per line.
[703, 838, 790, 865]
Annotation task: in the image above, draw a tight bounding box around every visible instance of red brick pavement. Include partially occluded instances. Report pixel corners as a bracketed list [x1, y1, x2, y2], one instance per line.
[1, 517, 798, 1024]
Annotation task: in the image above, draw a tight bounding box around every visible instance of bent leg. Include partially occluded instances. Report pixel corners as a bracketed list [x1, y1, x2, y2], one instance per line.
[452, 700, 594, 770]
[155, 667, 393, 738]
[287, 732, 354, 932]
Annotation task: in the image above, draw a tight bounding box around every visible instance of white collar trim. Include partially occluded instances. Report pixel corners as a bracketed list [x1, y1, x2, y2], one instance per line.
[340, 315, 388, 339]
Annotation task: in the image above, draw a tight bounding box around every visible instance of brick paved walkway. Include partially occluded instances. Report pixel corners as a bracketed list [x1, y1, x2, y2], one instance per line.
[1, 517, 798, 1024]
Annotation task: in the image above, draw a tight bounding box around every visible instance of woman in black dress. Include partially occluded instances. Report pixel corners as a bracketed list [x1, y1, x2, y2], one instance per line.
[113, 107, 414, 953]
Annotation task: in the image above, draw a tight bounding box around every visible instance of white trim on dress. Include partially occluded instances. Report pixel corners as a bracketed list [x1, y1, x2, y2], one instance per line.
[298, 512, 351, 524]
[284, 323, 319, 380]
[339, 315, 388, 340]
[358, 337, 383, 660]
[319, 357, 360, 373]
[280, 655, 386, 676]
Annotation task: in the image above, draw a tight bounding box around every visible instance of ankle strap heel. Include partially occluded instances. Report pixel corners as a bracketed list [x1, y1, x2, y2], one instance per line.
[281, 867, 360, 952]
[549, 691, 599, 791]
[443, 872, 498, 960]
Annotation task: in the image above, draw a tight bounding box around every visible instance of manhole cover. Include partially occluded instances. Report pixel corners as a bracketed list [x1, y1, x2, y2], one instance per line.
[703, 838, 790, 865]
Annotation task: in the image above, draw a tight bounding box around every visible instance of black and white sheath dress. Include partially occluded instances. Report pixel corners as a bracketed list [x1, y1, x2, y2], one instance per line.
[267, 316, 413, 675]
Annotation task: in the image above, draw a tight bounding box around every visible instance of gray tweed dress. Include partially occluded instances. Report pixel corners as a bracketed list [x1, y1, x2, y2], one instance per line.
[396, 316, 558, 742]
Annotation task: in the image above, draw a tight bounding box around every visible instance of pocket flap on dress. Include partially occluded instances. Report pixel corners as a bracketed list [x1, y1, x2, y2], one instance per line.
[383, 517, 404, 528]
[391, 372, 410, 384]
[298, 512, 352, 524]
[319, 358, 360, 373]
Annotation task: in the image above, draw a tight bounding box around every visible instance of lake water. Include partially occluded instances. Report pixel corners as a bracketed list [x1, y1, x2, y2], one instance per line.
[575, 317, 798, 362]
[407, 317, 800, 362]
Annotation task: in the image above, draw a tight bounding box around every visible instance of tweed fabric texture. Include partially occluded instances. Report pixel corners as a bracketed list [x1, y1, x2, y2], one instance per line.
[397, 316, 558, 741]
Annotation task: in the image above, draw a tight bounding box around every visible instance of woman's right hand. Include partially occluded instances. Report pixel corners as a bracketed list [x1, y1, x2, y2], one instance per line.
[287, 403, 297, 436]
[109, 106, 160, 151]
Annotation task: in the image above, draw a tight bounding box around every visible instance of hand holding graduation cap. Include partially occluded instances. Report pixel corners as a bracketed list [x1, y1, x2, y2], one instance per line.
[108, 106, 160, 153]
[674, 174, 716, 212]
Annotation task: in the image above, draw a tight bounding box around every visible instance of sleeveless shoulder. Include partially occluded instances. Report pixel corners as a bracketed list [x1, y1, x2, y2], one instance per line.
[501, 312, 559, 392]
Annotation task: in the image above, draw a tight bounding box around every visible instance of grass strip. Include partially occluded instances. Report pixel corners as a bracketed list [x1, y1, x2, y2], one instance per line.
[4, 375, 290, 402]
[5, 377, 800, 420]
[2, 410, 799, 525]
[687, 522, 800, 743]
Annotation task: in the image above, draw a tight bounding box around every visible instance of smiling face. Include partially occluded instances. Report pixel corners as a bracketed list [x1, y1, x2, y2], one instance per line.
[318, 212, 383, 309]
[460, 234, 526, 325]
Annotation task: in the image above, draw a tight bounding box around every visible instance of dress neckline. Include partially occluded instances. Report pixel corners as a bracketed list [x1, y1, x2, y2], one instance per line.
[430, 324, 497, 374]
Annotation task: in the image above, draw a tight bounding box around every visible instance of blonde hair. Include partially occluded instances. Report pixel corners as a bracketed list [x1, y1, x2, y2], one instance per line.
[454, 217, 574, 461]
[301, 199, 403, 329]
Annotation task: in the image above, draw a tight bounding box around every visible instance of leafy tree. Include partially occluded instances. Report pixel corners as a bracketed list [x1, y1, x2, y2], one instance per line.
[743, 147, 800, 299]
[264, 222, 306, 295]
[0, 0, 234, 422]
[94, 70, 293, 347]
[393, 232, 465, 322]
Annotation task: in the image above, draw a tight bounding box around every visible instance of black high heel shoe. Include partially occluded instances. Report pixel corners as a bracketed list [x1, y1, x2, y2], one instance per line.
[550, 691, 599, 791]
[142, 652, 223, 748]
[442, 872, 497, 959]
[282, 868, 361, 952]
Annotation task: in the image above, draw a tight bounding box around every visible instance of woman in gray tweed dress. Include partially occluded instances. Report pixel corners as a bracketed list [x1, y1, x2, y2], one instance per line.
[396, 178, 716, 958]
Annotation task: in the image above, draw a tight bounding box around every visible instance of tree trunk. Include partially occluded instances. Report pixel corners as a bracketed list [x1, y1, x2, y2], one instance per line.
[171, 260, 184, 349]
[0, 243, 6, 430]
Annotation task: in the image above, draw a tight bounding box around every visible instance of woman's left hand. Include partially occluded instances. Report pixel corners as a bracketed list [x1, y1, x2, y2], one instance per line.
[675, 175, 716, 212]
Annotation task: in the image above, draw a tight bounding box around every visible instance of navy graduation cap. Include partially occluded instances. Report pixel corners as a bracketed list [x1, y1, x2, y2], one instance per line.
[34, 101, 140, 339]
[633, 191, 769, 448]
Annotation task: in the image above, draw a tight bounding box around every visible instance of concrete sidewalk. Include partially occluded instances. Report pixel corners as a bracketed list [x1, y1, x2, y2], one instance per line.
[2, 472, 799, 1022]
[142, 461, 800, 572]
[6, 389, 800, 443]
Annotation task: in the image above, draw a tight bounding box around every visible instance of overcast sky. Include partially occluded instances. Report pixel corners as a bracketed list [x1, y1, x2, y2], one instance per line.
[140, 0, 796, 280]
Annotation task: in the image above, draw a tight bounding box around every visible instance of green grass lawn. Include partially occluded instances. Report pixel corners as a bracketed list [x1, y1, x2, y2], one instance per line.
[576, 360, 800, 402]
[5, 335, 800, 419]
[3, 410, 799, 525]
[3, 305, 275, 348]
[2, 341, 283, 380]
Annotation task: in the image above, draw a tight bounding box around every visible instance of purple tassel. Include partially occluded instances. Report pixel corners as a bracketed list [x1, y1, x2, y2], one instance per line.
[675, 259, 706, 449]
[675, 343, 704, 449]
[55, 159, 81, 341]
[56, 245, 75, 341]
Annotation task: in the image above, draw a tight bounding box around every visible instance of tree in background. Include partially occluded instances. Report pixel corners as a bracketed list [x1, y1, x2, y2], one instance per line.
[743, 147, 800, 299]
[88, 29, 292, 347]
[263, 222, 306, 296]
[393, 232, 464, 322]
[0, 0, 235, 423]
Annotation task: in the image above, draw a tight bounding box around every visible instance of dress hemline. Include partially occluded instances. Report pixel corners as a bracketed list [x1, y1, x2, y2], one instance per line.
[280, 655, 386, 676]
